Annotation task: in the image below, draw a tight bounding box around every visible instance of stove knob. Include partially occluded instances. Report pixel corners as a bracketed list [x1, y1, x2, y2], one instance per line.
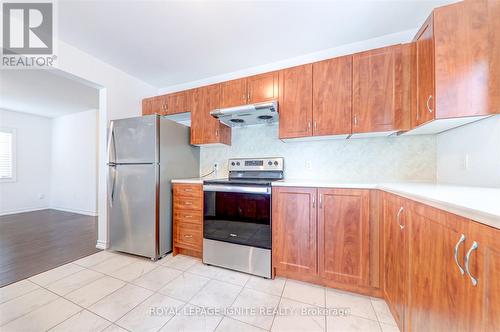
[231, 162, 235, 166]
[274, 161, 279, 166]
[268, 161, 273, 166]
[236, 162, 240, 166]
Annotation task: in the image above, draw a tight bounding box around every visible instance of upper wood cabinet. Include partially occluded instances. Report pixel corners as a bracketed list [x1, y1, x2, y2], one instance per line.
[412, 0, 500, 128]
[247, 71, 279, 104]
[278, 64, 313, 139]
[167, 90, 191, 115]
[318, 188, 370, 286]
[466, 221, 500, 332]
[382, 193, 409, 331]
[142, 95, 168, 116]
[312, 56, 352, 136]
[220, 78, 247, 108]
[190, 84, 231, 146]
[272, 187, 317, 276]
[407, 202, 470, 332]
[352, 44, 410, 134]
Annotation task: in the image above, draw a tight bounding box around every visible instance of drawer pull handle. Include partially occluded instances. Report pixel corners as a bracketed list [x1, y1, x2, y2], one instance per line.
[453, 234, 466, 275]
[396, 206, 405, 230]
[229, 233, 237, 237]
[465, 241, 478, 286]
[184, 189, 193, 192]
[185, 215, 193, 218]
[184, 235, 193, 238]
[184, 202, 192, 205]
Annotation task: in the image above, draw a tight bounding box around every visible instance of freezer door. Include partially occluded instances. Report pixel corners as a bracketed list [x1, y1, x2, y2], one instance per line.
[109, 164, 158, 258]
[109, 115, 158, 164]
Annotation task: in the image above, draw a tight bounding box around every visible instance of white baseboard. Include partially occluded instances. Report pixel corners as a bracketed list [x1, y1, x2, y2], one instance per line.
[0, 207, 50, 216]
[96, 240, 108, 250]
[50, 206, 98, 216]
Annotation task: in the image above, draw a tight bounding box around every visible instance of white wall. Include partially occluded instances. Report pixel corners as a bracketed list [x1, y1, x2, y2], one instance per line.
[0, 110, 52, 215]
[201, 125, 436, 182]
[54, 40, 157, 249]
[50, 110, 98, 215]
[437, 116, 500, 187]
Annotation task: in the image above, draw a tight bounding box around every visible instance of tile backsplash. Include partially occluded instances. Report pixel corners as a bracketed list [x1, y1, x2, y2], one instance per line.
[200, 124, 436, 182]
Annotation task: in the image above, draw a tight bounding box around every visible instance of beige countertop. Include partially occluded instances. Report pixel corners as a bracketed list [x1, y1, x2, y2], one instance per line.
[171, 178, 500, 229]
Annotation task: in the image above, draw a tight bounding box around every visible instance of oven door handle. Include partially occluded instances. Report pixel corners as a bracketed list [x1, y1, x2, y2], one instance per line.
[203, 185, 271, 195]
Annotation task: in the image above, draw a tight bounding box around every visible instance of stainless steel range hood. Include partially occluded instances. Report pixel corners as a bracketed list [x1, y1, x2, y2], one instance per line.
[210, 100, 278, 127]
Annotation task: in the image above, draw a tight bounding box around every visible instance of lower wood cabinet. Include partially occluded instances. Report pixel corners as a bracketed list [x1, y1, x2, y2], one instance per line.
[272, 186, 379, 296]
[172, 183, 203, 258]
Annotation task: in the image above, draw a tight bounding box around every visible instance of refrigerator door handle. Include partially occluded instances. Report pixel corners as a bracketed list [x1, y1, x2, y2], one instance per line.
[108, 165, 117, 208]
[107, 121, 116, 164]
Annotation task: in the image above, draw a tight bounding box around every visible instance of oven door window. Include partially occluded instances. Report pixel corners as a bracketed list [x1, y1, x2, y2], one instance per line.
[204, 190, 271, 249]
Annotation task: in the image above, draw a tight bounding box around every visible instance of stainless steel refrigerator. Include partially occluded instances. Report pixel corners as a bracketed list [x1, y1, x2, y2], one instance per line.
[107, 115, 199, 260]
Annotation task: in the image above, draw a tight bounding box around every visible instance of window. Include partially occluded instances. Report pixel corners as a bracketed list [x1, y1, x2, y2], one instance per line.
[0, 128, 16, 182]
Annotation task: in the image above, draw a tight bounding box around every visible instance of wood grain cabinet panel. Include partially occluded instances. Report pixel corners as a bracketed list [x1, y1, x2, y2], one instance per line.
[272, 187, 317, 276]
[278, 64, 313, 139]
[312, 56, 352, 136]
[382, 193, 409, 331]
[466, 222, 500, 332]
[407, 202, 469, 332]
[352, 45, 406, 133]
[167, 90, 190, 115]
[142, 95, 168, 115]
[318, 189, 370, 286]
[172, 183, 203, 257]
[247, 71, 279, 104]
[220, 78, 247, 108]
[190, 84, 231, 146]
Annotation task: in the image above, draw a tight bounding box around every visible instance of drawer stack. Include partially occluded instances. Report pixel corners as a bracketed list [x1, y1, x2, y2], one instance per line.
[172, 183, 203, 257]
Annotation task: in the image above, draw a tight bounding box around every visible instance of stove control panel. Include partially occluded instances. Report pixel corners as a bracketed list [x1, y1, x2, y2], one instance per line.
[228, 157, 284, 172]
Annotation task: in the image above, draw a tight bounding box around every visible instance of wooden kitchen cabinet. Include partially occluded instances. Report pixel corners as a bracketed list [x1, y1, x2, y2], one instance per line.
[278, 64, 313, 139]
[382, 193, 409, 331]
[407, 202, 469, 332]
[317, 188, 370, 286]
[312, 56, 352, 136]
[466, 222, 500, 332]
[247, 71, 279, 104]
[352, 44, 410, 134]
[172, 183, 203, 257]
[272, 187, 317, 276]
[166, 90, 191, 115]
[142, 95, 168, 116]
[220, 78, 247, 108]
[412, 0, 500, 129]
[190, 84, 231, 146]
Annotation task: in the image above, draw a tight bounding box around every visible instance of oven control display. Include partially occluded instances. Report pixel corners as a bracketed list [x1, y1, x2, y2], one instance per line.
[245, 160, 263, 166]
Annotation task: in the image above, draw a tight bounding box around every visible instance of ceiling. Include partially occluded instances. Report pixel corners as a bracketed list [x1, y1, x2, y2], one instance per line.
[58, 0, 456, 89]
[0, 70, 99, 118]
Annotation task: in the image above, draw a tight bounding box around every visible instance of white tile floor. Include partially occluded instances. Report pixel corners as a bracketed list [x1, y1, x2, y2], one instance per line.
[0, 251, 400, 332]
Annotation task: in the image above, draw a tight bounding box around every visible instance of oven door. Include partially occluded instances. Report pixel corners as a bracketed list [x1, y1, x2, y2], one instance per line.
[203, 184, 271, 249]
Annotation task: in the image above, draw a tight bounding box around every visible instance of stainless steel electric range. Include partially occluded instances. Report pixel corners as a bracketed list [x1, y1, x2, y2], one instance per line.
[202, 157, 284, 278]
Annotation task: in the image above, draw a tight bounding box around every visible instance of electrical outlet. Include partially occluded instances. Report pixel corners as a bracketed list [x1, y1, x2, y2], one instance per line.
[459, 154, 470, 170]
[213, 162, 219, 172]
[305, 160, 312, 170]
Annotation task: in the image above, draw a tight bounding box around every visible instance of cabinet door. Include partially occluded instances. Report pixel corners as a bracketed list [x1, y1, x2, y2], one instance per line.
[272, 187, 317, 276]
[247, 71, 279, 104]
[278, 64, 313, 139]
[466, 222, 500, 332]
[142, 97, 155, 115]
[312, 56, 352, 136]
[352, 45, 402, 133]
[167, 91, 190, 115]
[318, 189, 370, 286]
[200, 84, 231, 145]
[142, 96, 166, 115]
[220, 78, 247, 108]
[408, 203, 469, 331]
[382, 193, 408, 331]
[190, 89, 204, 145]
[414, 15, 435, 127]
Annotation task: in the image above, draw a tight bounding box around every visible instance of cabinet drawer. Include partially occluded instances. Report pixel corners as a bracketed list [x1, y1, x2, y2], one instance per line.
[173, 184, 202, 198]
[174, 210, 203, 225]
[173, 196, 202, 211]
[175, 222, 202, 250]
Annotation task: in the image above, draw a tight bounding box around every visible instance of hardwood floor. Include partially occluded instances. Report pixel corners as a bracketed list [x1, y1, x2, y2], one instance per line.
[0, 209, 99, 287]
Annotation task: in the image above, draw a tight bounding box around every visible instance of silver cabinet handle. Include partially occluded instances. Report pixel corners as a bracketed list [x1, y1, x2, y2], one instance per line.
[183, 235, 193, 238]
[314, 121, 317, 130]
[215, 129, 219, 137]
[312, 195, 316, 208]
[426, 95, 433, 113]
[453, 234, 466, 275]
[319, 194, 323, 208]
[396, 206, 404, 230]
[308, 122, 311, 129]
[465, 241, 478, 286]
